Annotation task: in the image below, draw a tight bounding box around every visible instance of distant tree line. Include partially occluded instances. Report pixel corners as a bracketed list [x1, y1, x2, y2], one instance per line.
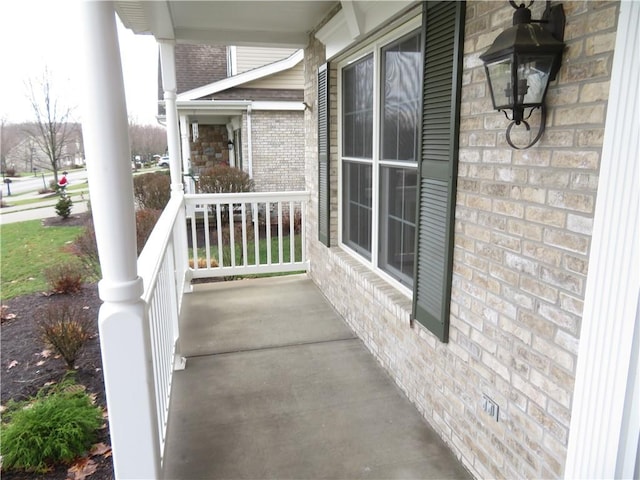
[1, 119, 166, 177]
[1, 70, 166, 179]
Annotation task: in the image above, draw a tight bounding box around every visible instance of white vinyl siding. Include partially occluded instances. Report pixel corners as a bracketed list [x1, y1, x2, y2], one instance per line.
[235, 47, 298, 74]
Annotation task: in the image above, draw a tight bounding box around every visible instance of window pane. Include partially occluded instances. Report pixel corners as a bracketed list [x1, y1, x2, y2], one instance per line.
[381, 32, 421, 162]
[343, 54, 373, 160]
[379, 166, 417, 286]
[342, 161, 372, 258]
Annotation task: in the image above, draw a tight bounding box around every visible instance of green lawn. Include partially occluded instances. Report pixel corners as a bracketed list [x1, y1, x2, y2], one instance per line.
[0, 220, 84, 301]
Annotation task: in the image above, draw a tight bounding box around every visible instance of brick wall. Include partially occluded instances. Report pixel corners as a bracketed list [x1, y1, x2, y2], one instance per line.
[175, 44, 228, 94]
[304, 1, 619, 478]
[242, 110, 305, 192]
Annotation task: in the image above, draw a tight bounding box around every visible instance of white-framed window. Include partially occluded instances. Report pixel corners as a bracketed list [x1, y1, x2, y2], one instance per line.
[338, 19, 422, 290]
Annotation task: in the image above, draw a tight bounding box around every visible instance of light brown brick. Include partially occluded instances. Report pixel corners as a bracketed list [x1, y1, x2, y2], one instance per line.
[551, 150, 600, 169]
[525, 206, 566, 227]
[580, 81, 611, 102]
[543, 229, 589, 254]
[555, 104, 607, 126]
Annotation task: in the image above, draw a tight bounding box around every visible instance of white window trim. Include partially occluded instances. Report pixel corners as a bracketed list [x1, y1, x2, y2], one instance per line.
[336, 16, 421, 298]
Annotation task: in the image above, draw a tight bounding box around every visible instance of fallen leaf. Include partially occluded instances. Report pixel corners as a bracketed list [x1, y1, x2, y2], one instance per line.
[7, 360, 18, 369]
[44, 381, 56, 387]
[67, 457, 97, 480]
[2, 313, 16, 320]
[83, 306, 90, 310]
[36, 360, 46, 366]
[39, 349, 52, 358]
[89, 442, 112, 457]
[0, 404, 6, 413]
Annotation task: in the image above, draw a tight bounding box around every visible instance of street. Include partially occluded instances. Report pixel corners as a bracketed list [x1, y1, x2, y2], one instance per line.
[2, 169, 89, 196]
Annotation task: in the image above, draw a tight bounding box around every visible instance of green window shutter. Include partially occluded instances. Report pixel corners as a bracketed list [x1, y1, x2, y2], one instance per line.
[318, 63, 330, 246]
[412, 1, 465, 342]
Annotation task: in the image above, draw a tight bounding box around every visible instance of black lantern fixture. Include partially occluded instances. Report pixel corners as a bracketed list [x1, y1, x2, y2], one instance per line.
[480, 1, 566, 149]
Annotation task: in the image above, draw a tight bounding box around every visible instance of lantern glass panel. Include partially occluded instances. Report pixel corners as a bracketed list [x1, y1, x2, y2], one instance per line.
[486, 57, 513, 110]
[516, 55, 554, 106]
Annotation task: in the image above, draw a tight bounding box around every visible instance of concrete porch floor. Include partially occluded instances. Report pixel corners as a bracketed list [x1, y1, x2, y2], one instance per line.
[162, 274, 471, 479]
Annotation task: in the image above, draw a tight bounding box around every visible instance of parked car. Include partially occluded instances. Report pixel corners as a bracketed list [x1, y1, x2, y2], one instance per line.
[157, 156, 170, 168]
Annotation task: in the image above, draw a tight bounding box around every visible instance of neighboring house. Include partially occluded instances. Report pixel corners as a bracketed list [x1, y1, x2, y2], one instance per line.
[84, 1, 638, 478]
[4, 124, 84, 172]
[160, 44, 305, 193]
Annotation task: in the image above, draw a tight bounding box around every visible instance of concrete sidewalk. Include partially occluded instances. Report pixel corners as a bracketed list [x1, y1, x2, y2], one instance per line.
[163, 275, 471, 479]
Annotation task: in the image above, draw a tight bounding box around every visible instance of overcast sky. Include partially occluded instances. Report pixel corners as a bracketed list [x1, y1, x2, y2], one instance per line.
[0, 1, 158, 125]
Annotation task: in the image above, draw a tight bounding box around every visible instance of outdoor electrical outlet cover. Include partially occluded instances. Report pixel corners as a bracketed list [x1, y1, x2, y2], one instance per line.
[482, 394, 499, 421]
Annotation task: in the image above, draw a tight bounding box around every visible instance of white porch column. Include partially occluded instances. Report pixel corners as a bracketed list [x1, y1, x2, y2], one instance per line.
[159, 41, 183, 195]
[179, 115, 194, 193]
[565, 2, 640, 478]
[79, 2, 160, 478]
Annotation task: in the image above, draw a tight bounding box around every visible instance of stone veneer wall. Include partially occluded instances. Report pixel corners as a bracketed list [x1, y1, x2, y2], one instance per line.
[241, 110, 305, 192]
[189, 124, 230, 172]
[304, 1, 619, 478]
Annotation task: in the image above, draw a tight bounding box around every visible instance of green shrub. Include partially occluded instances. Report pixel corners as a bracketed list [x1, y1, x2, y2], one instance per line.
[39, 303, 91, 369]
[133, 172, 170, 210]
[0, 376, 102, 473]
[196, 164, 254, 194]
[44, 261, 85, 294]
[55, 195, 73, 219]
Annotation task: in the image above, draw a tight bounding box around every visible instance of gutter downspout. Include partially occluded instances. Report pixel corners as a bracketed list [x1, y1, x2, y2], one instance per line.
[180, 115, 194, 193]
[247, 104, 253, 178]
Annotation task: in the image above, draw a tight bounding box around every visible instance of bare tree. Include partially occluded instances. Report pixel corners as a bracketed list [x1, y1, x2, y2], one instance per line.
[25, 69, 74, 184]
[129, 118, 166, 168]
[0, 119, 22, 173]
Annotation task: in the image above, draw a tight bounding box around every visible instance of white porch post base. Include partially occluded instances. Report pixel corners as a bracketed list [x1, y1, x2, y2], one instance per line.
[98, 284, 161, 478]
[174, 354, 187, 371]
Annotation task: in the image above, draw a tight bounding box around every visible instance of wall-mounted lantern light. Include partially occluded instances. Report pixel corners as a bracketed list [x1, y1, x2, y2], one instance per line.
[480, 1, 565, 149]
[192, 120, 199, 141]
[227, 140, 234, 151]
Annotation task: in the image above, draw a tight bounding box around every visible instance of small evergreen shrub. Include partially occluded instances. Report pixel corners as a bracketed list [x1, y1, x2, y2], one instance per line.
[39, 303, 91, 369]
[133, 172, 170, 210]
[5, 167, 17, 176]
[0, 375, 102, 473]
[55, 195, 73, 219]
[44, 261, 85, 294]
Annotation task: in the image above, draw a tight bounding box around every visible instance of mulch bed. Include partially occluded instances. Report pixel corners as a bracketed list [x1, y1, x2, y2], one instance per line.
[1, 214, 114, 479]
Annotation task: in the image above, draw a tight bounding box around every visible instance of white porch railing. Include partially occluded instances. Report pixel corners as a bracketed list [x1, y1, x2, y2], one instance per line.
[184, 191, 310, 278]
[134, 190, 310, 471]
[136, 194, 189, 466]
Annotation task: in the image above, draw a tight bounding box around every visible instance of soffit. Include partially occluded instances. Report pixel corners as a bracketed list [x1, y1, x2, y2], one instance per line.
[115, 1, 339, 48]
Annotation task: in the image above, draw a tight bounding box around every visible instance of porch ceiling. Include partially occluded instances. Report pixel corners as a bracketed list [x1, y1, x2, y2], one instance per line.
[115, 1, 339, 48]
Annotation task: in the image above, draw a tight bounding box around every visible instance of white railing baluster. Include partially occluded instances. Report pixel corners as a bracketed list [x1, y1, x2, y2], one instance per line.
[266, 201, 272, 266]
[204, 206, 211, 270]
[229, 202, 236, 268]
[215, 203, 223, 268]
[289, 201, 295, 263]
[241, 203, 248, 267]
[278, 202, 283, 264]
[253, 203, 260, 265]
[190, 209, 198, 272]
